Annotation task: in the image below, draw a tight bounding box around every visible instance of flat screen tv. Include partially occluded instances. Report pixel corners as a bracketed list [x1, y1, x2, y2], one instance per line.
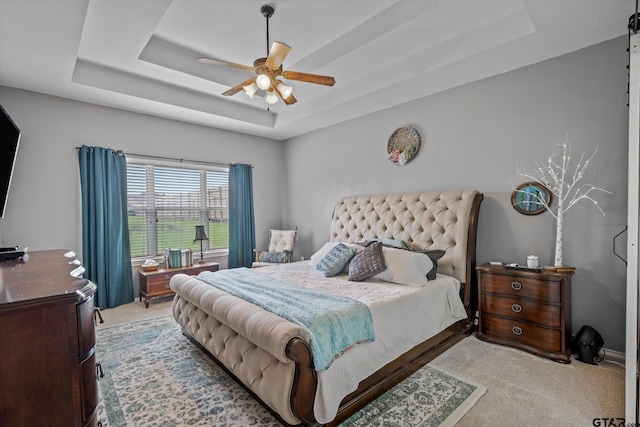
[0, 105, 21, 218]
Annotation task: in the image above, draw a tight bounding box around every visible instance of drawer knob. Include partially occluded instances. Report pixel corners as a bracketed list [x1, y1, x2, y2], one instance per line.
[511, 303, 522, 313]
[163, 274, 171, 279]
[511, 281, 522, 291]
[164, 283, 170, 289]
[512, 326, 523, 336]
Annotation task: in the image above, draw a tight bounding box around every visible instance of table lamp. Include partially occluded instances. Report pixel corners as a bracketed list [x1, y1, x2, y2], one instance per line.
[194, 225, 209, 263]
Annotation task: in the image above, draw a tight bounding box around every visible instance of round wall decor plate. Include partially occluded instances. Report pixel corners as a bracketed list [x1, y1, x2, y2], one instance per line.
[511, 181, 553, 215]
[388, 127, 420, 165]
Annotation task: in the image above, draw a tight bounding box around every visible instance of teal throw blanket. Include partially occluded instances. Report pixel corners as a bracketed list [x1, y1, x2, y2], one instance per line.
[196, 268, 375, 372]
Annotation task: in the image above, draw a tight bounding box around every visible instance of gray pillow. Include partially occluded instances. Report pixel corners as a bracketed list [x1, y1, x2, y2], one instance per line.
[414, 249, 445, 280]
[259, 251, 287, 263]
[359, 238, 413, 251]
[349, 241, 386, 282]
[316, 243, 357, 277]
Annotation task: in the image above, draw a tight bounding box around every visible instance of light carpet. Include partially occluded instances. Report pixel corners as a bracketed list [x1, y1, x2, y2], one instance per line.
[96, 315, 485, 426]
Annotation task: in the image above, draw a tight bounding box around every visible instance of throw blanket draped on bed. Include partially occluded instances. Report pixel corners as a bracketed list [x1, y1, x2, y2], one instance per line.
[196, 268, 375, 371]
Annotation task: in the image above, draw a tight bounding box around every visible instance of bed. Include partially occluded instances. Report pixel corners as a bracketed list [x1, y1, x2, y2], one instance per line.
[170, 190, 483, 426]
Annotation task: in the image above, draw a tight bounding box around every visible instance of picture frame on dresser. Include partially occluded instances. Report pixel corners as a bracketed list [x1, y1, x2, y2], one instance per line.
[476, 263, 574, 363]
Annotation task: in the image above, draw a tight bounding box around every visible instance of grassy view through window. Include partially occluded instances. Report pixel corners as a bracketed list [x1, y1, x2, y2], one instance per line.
[128, 216, 229, 257]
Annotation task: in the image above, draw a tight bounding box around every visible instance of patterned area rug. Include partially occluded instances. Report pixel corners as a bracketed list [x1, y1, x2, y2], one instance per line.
[96, 316, 485, 426]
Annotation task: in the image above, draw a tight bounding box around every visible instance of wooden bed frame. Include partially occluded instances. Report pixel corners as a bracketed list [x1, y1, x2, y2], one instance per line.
[171, 190, 483, 426]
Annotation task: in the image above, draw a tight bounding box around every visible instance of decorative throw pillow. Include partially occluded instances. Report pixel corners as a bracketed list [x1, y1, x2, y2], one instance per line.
[349, 241, 386, 282]
[259, 251, 287, 263]
[361, 238, 413, 251]
[414, 249, 446, 280]
[316, 243, 357, 277]
[373, 247, 433, 287]
[310, 242, 341, 266]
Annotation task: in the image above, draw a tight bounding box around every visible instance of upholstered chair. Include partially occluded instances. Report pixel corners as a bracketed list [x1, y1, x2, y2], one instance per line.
[252, 228, 297, 267]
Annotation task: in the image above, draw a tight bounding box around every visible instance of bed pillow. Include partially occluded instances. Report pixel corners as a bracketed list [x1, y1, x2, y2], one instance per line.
[311, 242, 362, 266]
[316, 243, 357, 277]
[259, 251, 287, 263]
[373, 247, 433, 287]
[361, 238, 413, 251]
[414, 249, 446, 280]
[349, 241, 386, 282]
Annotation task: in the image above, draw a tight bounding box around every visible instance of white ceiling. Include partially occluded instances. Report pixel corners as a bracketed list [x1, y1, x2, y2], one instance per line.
[0, 0, 634, 140]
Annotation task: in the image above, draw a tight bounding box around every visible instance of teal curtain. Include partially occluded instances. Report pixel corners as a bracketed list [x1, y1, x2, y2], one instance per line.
[228, 164, 255, 268]
[78, 145, 134, 309]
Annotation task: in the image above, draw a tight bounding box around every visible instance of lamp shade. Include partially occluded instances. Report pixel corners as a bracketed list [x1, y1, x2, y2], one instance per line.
[265, 90, 278, 104]
[243, 82, 258, 98]
[194, 225, 208, 241]
[256, 74, 271, 90]
[276, 81, 292, 99]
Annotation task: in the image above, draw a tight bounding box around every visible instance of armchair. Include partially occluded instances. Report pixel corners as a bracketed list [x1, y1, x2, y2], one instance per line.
[252, 228, 297, 268]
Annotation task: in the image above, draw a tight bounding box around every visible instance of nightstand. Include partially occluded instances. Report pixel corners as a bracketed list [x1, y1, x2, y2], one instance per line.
[476, 263, 574, 363]
[138, 261, 219, 308]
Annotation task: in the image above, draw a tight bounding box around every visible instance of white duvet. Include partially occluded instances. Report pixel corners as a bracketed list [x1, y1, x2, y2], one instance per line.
[256, 261, 468, 424]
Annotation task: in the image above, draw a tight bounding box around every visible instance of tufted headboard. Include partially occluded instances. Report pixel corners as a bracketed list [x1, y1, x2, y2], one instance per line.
[330, 190, 483, 291]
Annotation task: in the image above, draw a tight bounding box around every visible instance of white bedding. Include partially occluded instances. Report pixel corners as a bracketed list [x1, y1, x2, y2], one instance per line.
[255, 260, 468, 423]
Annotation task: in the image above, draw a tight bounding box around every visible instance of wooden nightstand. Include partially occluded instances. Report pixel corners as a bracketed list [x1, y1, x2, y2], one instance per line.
[476, 263, 574, 363]
[138, 261, 219, 308]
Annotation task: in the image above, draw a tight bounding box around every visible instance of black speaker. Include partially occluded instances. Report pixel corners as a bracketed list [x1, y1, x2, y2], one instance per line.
[571, 325, 604, 364]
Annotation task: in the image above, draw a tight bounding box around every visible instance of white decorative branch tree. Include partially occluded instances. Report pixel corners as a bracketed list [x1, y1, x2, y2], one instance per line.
[516, 136, 610, 267]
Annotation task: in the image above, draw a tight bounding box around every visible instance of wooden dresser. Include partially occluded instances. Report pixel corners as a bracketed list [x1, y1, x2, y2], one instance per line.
[0, 249, 99, 426]
[476, 263, 574, 363]
[138, 261, 219, 308]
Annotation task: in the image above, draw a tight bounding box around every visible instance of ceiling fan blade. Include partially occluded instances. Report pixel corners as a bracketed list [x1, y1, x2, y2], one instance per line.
[265, 41, 291, 70]
[222, 78, 256, 96]
[282, 93, 297, 105]
[198, 57, 254, 72]
[282, 71, 335, 86]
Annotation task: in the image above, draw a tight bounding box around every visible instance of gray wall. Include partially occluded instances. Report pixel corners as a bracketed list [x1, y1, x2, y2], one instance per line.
[0, 87, 285, 294]
[282, 36, 629, 352]
[0, 36, 630, 352]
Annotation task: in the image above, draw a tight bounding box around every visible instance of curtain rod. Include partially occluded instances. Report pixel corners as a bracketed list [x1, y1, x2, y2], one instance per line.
[74, 146, 231, 168]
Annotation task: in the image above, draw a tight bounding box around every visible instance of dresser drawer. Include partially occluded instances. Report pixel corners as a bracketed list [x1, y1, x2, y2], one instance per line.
[482, 293, 561, 327]
[81, 351, 98, 424]
[482, 273, 560, 303]
[481, 314, 562, 353]
[145, 278, 174, 295]
[144, 271, 178, 287]
[77, 295, 96, 358]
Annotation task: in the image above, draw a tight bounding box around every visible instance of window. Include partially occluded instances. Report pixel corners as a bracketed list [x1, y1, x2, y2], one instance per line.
[126, 160, 229, 259]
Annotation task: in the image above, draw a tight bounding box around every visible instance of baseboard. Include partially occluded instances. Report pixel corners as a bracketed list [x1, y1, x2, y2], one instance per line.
[603, 347, 625, 366]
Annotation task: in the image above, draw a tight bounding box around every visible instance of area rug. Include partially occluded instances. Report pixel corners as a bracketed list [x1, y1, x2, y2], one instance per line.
[96, 316, 485, 426]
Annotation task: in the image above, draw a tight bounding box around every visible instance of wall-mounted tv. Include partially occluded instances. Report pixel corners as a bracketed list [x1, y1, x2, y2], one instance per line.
[0, 105, 21, 218]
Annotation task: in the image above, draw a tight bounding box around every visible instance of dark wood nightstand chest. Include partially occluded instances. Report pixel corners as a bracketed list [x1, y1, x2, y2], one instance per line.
[0, 250, 99, 426]
[476, 264, 574, 363]
[138, 261, 219, 308]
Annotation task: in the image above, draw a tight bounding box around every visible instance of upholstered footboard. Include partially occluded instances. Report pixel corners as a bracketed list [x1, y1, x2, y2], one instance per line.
[171, 274, 316, 426]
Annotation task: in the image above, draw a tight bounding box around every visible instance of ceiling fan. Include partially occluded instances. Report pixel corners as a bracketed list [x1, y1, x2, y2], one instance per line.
[197, 4, 335, 106]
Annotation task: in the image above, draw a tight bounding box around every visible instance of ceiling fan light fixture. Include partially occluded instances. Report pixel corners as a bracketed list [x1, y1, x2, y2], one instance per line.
[256, 74, 271, 90]
[265, 90, 279, 104]
[243, 82, 258, 98]
[200, 4, 334, 106]
[276, 81, 293, 99]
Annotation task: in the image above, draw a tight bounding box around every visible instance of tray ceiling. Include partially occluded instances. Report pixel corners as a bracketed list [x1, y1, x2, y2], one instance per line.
[0, 0, 633, 140]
